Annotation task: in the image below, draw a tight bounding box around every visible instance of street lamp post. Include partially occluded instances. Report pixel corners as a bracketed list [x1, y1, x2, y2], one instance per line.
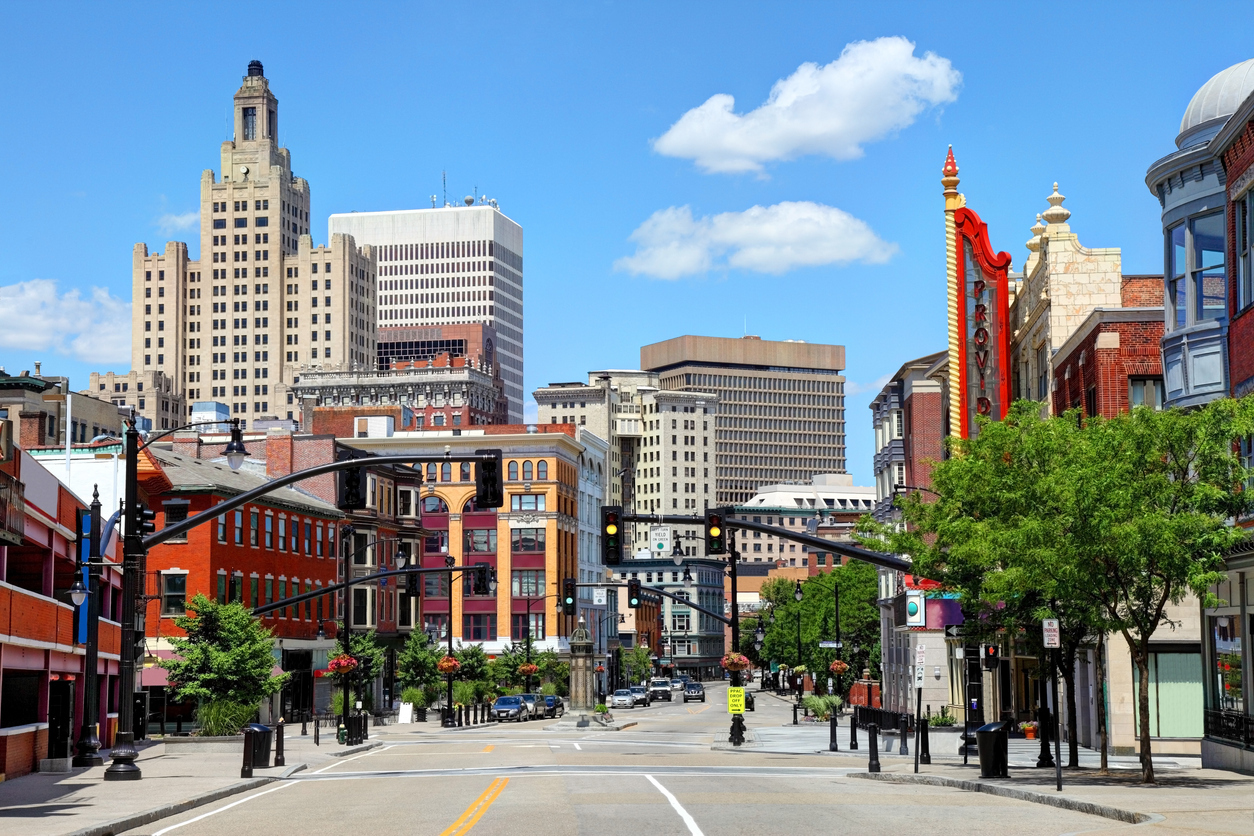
[727, 540, 746, 746]
[72, 488, 104, 767]
[794, 580, 804, 705]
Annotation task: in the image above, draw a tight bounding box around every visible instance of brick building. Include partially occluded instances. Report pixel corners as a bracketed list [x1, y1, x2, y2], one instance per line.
[869, 351, 946, 522]
[1051, 276, 1166, 417]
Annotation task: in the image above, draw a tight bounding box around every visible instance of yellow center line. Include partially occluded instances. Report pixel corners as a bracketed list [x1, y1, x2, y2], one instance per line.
[440, 777, 509, 836]
[481, 745, 494, 753]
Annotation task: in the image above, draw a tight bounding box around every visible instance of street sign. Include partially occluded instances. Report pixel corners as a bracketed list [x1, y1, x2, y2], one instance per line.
[915, 644, 926, 666]
[819, 641, 843, 648]
[944, 624, 964, 638]
[727, 687, 745, 715]
[649, 525, 671, 554]
[593, 588, 607, 606]
[1043, 618, 1060, 649]
[914, 664, 925, 686]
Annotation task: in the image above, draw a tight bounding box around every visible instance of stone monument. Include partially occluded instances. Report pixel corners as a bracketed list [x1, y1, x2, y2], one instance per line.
[569, 617, 595, 718]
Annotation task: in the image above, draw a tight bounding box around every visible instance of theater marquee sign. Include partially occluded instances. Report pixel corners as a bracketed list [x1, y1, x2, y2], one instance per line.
[954, 208, 1011, 439]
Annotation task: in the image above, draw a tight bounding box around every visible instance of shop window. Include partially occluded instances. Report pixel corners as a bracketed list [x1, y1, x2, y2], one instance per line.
[1211, 616, 1244, 714]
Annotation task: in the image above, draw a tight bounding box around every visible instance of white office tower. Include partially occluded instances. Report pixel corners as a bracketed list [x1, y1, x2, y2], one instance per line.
[328, 202, 524, 423]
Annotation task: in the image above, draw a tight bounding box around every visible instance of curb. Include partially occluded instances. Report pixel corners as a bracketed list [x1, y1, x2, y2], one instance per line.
[279, 763, 307, 779]
[322, 740, 382, 757]
[844, 771, 1160, 825]
[63, 778, 274, 836]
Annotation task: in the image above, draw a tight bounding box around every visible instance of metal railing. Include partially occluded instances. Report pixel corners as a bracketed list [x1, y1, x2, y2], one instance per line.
[853, 704, 914, 733]
[1204, 709, 1254, 748]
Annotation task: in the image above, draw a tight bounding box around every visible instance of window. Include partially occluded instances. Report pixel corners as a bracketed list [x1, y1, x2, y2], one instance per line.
[460, 462, 471, 481]
[278, 516, 287, 551]
[511, 528, 546, 552]
[672, 612, 691, 631]
[1129, 377, 1164, 410]
[508, 461, 518, 480]
[162, 502, 189, 542]
[464, 529, 497, 553]
[234, 511, 243, 545]
[1240, 195, 1253, 312]
[462, 569, 497, 597]
[250, 511, 259, 546]
[1036, 344, 1048, 401]
[161, 573, 187, 616]
[440, 462, 451, 482]
[265, 515, 273, 548]
[510, 494, 546, 511]
[511, 569, 544, 597]
[423, 573, 449, 597]
[424, 530, 450, 554]
[1192, 213, 1226, 321]
[537, 461, 548, 480]
[463, 613, 497, 641]
[422, 496, 448, 513]
[1169, 223, 1187, 330]
[511, 613, 545, 641]
[522, 461, 533, 480]
[217, 514, 226, 543]
[242, 106, 257, 140]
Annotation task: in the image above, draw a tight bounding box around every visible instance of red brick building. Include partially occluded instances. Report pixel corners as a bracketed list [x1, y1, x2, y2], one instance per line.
[1051, 276, 1166, 417]
[1215, 95, 1254, 399]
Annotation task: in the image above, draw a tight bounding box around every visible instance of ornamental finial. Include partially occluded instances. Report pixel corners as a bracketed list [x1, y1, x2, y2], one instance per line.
[942, 145, 959, 177]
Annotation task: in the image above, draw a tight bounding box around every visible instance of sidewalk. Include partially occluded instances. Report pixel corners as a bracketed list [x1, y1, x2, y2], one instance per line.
[0, 733, 378, 836]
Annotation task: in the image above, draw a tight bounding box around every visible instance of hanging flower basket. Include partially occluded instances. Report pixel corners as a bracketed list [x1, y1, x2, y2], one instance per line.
[829, 659, 849, 675]
[327, 654, 358, 675]
[595, 665, 605, 673]
[720, 653, 751, 672]
[517, 663, 539, 676]
[437, 655, 461, 675]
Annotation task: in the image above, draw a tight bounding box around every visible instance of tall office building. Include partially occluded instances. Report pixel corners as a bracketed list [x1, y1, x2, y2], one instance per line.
[641, 335, 847, 505]
[127, 61, 378, 426]
[327, 204, 525, 423]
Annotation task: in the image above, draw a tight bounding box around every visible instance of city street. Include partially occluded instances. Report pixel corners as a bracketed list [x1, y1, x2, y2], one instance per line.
[115, 686, 1128, 836]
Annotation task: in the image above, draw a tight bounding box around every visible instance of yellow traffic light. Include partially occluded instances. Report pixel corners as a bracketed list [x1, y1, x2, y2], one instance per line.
[708, 525, 721, 538]
[606, 523, 618, 535]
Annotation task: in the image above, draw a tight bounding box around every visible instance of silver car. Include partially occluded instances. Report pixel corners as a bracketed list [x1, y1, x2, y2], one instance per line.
[519, 693, 541, 719]
[611, 688, 634, 709]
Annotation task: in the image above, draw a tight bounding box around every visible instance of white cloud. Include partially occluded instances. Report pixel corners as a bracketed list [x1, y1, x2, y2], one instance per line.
[614, 201, 896, 280]
[654, 37, 961, 174]
[156, 211, 199, 236]
[845, 374, 894, 397]
[0, 280, 131, 364]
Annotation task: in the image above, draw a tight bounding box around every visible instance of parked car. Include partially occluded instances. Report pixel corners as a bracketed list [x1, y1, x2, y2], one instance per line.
[519, 693, 541, 719]
[683, 682, 706, 703]
[543, 695, 565, 718]
[490, 696, 527, 722]
[670, 678, 685, 691]
[611, 689, 634, 709]
[649, 679, 673, 701]
[744, 690, 755, 712]
[629, 686, 651, 707]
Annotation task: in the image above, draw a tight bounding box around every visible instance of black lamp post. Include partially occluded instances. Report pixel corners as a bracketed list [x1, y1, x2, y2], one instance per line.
[71, 488, 104, 767]
[794, 580, 804, 704]
[106, 418, 249, 781]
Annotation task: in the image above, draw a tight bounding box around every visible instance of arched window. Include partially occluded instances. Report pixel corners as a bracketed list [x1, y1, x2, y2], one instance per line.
[440, 462, 451, 482]
[537, 461, 548, 480]
[422, 496, 448, 513]
[522, 461, 533, 480]
[460, 462, 471, 482]
[463, 496, 493, 514]
[426, 463, 437, 483]
[508, 461, 518, 481]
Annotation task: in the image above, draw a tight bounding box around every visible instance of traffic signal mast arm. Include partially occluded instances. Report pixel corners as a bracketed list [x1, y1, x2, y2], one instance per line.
[251, 563, 481, 618]
[576, 582, 733, 627]
[146, 452, 501, 549]
[620, 512, 911, 573]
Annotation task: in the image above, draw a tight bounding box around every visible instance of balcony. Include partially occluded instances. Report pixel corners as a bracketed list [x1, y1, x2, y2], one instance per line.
[0, 470, 23, 545]
[1162, 320, 1228, 409]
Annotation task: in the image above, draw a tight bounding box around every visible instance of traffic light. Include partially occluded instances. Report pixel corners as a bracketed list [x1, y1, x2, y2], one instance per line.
[626, 578, 641, 609]
[473, 562, 491, 596]
[131, 501, 157, 537]
[982, 643, 1000, 671]
[403, 571, 416, 595]
[474, 449, 504, 508]
[601, 506, 623, 565]
[562, 578, 576, 615]
[337, 466, 366, 511]
[704, 508, 726, 555]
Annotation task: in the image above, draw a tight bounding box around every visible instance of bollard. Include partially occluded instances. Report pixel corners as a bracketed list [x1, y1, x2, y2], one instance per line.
[241, 728, 255, 779]
[792, 704, 798, 726]
[275, 718, 286, 767]
[1036, 704, 1055, 768]
[457, 706, 464, 727]
[849, 713, 859, 750]
[920, 717, 931, 765]
[867, 724, 881, 773]
[301, 712, 308, 737]
[829, 713, 839, 752]
[314, 716, 320, 746]
[899, 714, 909, 755]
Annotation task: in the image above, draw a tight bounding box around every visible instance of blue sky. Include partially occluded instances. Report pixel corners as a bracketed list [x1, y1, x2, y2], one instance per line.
[1, 2, 1251, 484]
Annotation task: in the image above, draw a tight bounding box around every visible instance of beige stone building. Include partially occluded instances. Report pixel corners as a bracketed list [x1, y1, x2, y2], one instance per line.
[1008, 185, 1123, 413]
[85, 371, 183, 432]
[128, 61, 377, 428]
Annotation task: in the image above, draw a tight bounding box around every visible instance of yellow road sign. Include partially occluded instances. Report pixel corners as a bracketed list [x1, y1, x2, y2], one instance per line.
[727, 687, 745, 715]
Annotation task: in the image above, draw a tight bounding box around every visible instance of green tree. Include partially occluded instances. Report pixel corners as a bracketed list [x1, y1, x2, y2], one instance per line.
[453, 643, 490, 682]
[335, 625, 386, 682]
[620, 645, 653, 684]
[396, 629, 442, 690]
[159, 594, 288, 735]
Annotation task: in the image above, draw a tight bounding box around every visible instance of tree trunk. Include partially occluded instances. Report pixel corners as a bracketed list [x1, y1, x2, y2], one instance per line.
[1062, 643, 1080, 768]
[1129, 634, 1155, 784]
[1095, 633, 1108, 774]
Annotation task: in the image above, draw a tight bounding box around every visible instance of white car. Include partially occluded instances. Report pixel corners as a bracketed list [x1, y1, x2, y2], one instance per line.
[611, 689, 634, 709]
[670, 679, 684, 691]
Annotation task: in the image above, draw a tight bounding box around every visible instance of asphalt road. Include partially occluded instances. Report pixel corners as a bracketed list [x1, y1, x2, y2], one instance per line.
[120, 684, 1115, 836]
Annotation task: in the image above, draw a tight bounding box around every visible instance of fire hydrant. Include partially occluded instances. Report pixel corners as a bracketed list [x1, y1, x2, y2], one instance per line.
[337, 723, 347, 744]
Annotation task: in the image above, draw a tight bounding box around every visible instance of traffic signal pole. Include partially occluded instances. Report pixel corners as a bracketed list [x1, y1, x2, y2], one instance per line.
[104, 423, 143, 780]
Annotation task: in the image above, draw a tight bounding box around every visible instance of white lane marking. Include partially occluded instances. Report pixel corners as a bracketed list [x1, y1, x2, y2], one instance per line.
[572, 742, 581, 750]
[152, 782, 295, 835]
[645, 774, 704, 836]
[313, 749, 381, 774]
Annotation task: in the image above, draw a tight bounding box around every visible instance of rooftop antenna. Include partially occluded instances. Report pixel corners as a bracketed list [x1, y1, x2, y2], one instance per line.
[442, 170, 447, 207]
[430, 194, 437, 208]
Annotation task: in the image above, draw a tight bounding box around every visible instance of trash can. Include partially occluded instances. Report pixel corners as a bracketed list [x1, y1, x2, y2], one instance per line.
[246, 723, 273, 768]
[974, 721, 1008, 778]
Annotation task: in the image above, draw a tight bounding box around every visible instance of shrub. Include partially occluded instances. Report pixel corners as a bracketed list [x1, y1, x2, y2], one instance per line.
[452, 680, 477, 707]
[930, 705, 957, 727]
[801, 694, 842, 721]
[422, 685, 440, 707]
[401, 686, 426, 708]
[197, 700, 255, 737]
[594, 704, 609, 714]
[539, 682, 557, 696]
